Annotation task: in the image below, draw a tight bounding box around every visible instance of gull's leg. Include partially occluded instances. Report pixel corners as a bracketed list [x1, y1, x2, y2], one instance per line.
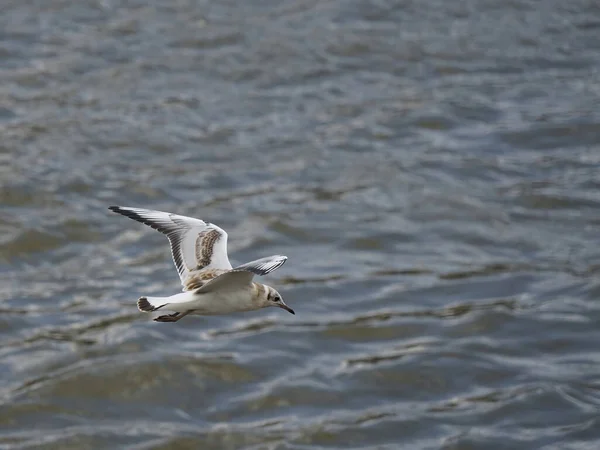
[154, 310, 192, 323]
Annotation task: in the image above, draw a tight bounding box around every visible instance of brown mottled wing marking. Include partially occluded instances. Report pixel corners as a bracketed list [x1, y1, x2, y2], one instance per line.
[185, 277, 205, 292]
[184, 269, 224, 292]
[196, 229, 222, 270]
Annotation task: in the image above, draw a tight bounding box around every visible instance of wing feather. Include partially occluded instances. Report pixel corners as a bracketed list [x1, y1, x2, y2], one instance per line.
[195, 270, 254, 294]
[109, 206, 232, 286]
[234, 255, 287, 276]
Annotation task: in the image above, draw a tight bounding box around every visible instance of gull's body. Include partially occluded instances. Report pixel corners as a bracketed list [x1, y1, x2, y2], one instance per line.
[109, 206, 294, 322]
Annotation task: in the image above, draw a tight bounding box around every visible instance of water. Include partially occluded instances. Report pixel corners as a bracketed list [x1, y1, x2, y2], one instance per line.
[2, 0, 600, 448]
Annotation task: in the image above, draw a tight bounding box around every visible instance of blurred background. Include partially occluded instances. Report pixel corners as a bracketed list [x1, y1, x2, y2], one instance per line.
[1, 0, 600, 449]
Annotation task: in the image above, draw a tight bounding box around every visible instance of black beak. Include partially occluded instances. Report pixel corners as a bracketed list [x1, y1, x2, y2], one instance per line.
[279, 304, 295, 315]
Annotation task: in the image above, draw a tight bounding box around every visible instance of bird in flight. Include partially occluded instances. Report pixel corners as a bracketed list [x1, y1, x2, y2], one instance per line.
[109, 206, 294, 323]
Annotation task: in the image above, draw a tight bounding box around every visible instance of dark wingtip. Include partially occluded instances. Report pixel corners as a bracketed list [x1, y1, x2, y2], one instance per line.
[108, 206, 120, 213]
[137, 297, 155, 312]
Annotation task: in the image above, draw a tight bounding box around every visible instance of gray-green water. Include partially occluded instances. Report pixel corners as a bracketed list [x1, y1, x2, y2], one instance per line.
[2, 1, 600, 449]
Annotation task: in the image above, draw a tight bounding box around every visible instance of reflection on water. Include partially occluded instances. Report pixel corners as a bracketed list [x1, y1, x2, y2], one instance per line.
[2, 0, 600, 448]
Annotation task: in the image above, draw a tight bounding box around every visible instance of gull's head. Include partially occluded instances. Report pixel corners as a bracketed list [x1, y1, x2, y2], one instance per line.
[263, 286, 295, 315]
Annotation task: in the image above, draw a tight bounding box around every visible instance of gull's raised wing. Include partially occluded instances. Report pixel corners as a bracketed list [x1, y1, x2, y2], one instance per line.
[109, 206, 232, 286]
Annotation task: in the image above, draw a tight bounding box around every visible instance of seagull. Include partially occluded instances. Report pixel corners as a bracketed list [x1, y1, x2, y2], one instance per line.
[109, 206, 294, 322]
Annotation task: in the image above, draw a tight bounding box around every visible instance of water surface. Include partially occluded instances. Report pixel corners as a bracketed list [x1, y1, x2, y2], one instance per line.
[2, 0, 600, 448]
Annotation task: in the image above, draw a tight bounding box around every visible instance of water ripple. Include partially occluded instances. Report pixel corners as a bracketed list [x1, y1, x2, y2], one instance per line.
[2, 0, 600, 448]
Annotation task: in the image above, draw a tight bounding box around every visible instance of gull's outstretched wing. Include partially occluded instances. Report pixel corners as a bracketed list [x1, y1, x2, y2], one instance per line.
[196, 270, 255, 294]
[109, 206, 232, 285]
[234, 255, 287, 276]
[196, 255, 288, 294]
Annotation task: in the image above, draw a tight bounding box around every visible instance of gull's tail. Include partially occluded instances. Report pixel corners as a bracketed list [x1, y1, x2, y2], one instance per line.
[137, 296, 169, 312]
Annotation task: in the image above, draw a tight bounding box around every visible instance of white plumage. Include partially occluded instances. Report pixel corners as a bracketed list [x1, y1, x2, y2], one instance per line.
[110, 206, 294, 322]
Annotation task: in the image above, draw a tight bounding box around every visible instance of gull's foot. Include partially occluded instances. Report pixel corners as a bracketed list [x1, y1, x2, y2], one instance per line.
[154, 313, 180, 322]
[153, 310, 191, 323]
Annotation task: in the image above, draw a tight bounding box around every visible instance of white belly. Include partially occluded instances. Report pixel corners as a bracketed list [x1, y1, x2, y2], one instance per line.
[166, 288, 257, 315]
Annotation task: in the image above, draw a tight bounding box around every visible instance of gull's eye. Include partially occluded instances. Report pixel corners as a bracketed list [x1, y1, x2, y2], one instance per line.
[273, 296, 281, 302]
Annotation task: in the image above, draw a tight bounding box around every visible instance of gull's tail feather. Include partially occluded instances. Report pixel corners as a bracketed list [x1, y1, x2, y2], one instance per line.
[137, 296, 168, 312]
